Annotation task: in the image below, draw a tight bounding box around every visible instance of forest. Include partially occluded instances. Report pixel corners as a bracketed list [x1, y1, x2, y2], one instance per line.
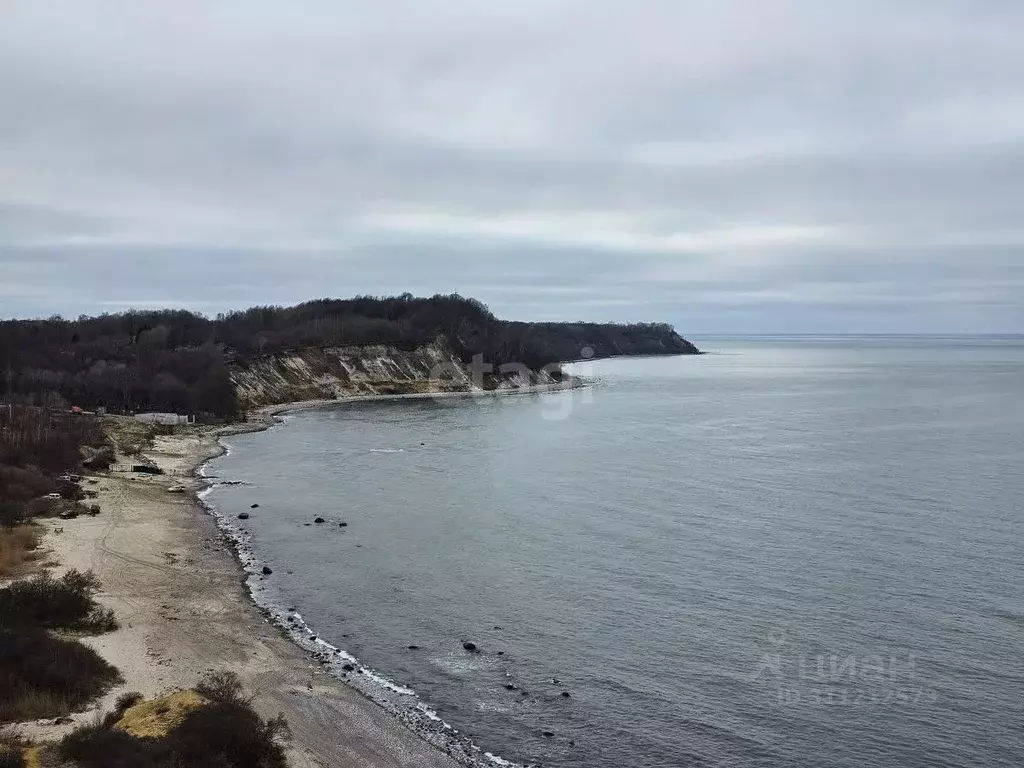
[0, 294, 698, 420]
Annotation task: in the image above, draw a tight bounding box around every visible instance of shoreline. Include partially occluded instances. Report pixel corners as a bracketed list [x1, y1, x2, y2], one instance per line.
[201, 382, 590, 765]
[253, 378, 584, 419]
[20, 385, 579, 765]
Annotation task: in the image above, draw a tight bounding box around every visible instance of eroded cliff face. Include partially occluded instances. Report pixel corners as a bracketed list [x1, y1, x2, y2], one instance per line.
[228, 340, 563, 409]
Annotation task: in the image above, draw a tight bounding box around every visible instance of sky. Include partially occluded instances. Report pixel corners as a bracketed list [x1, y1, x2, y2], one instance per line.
[2, 1, 1023, 334]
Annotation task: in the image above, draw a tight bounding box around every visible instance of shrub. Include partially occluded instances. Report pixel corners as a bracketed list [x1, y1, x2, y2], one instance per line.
[0, 628, 122, 723]
[0, 570, 118, 634]
[58, 673, 290, 768]
[115, 692, 145, 714]
[0, 727, 24, 768]
[0, 525, 41, 578]
[0, 746, 22, 768]
[100, 692, 146, 729]
[59, 721, 157, 768]
[167, 700, 290, 768]
[195, 671, 244, 704]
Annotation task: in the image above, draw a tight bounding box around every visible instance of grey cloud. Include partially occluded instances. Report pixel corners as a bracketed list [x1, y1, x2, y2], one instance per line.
[1, 1, 1023, 333]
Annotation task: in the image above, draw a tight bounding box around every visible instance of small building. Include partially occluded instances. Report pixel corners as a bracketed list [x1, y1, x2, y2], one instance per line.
[135, 413, 194, 426]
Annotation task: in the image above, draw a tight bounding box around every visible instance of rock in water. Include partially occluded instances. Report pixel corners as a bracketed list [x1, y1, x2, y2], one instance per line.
[314, 517, 325, 524]
[262, 565, 273, 575]
[463, 641, 477, 652]
[238, 513, 249, 520]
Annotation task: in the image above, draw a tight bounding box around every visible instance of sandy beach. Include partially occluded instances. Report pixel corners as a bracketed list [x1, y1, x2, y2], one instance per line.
[17, 383, 588, 763]
[21, 415, 464, 768]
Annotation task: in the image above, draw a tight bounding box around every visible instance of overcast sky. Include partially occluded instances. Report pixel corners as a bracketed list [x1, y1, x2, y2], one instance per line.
[2, 1, 1023, 333]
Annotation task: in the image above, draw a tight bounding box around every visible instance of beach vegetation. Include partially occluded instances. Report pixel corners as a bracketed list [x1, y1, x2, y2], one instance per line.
[0, 567, 122, 724]
[0, 525, 42, 578]
[112, 690, 205, 738]
[0, 570, 118, 634]
[0, 628, 122, 723]
[0, 727, 26, 768]
[56, 672, 290, 768]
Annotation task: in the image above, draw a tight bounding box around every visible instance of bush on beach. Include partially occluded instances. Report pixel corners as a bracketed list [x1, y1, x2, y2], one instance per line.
[0, 570, 118, 634]
[0, 525, 41, 578]
[0, 569, 122, 723]
[58, 672, 290, 768]
[0, 628, 122, 723]
[0, 727, 25, 768]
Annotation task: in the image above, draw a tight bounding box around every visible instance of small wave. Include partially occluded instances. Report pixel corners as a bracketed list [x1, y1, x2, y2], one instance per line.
[369, 448, 405, 453]
[476, 701, 512, 714]
[197, 446, 522, 768]
[431, 654, 482, 675]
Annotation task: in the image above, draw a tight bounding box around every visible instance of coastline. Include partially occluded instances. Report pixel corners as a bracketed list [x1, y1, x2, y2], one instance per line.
[21, 385, 580, 765]
[254, 378, 583, 418]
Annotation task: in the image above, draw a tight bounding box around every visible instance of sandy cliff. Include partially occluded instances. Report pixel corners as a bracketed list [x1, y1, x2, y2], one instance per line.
[230, 339, 563, 409]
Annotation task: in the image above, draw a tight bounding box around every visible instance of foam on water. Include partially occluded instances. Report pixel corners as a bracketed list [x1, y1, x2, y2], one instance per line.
[196, 446, 524, 768]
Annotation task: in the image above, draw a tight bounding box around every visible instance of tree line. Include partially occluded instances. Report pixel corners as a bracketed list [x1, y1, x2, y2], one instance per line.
[1, 294, 697, 420]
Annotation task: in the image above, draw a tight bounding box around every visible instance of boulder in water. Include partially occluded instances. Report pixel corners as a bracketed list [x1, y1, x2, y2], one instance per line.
[314, 517, 325, 524]
[262, 565, 273, 575]
[462, 641, 478, 652]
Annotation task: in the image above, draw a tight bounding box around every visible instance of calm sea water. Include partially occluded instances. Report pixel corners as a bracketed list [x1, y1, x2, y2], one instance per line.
[208, 336, 1024, 767]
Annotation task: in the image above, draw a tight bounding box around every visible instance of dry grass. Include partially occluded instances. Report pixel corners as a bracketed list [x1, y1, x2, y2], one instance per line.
[0, 526, 42, 578]
[58, 673, 290, 768]
[115, 691, 207, 739]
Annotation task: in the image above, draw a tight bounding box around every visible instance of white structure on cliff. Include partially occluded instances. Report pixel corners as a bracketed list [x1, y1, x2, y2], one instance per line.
[134, 412, 195, 425]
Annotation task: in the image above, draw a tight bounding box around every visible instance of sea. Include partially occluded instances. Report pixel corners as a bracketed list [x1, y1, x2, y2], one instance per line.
[203, 336, 1024, 768]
